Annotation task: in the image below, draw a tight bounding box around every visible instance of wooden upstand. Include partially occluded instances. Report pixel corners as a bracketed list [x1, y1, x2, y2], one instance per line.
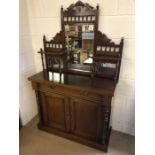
[28, 70, 116, 152]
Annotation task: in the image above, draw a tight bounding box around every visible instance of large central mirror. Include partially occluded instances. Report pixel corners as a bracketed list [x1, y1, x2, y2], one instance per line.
[65, 24, 94, 72]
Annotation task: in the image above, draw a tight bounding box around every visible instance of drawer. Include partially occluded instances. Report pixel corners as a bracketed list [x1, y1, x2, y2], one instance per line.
[38, 83, 102, 102]
[38, 83, 61, 93]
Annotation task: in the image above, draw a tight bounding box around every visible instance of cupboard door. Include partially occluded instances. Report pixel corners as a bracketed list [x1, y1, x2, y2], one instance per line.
[39, 92, 70, 132]
[70, 98, 104, 141]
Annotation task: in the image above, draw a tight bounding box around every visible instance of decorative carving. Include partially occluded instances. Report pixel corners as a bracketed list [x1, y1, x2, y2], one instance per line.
[53, 31, 63, 43]
[35, 91, 43, 124]
[66, 1, 94, 12]
[63, 0, 97, 16]
[96, 31, 115, 45]
[102, 106, 111, 144]
[44, 31, 63, 44]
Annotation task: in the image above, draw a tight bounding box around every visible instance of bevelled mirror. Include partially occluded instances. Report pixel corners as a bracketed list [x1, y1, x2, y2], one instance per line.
[65, 24, 94, 71]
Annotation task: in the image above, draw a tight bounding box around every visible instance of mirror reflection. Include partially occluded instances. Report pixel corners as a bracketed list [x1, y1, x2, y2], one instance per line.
[65, 24, 94, 71]
[47, 56, 64, 69]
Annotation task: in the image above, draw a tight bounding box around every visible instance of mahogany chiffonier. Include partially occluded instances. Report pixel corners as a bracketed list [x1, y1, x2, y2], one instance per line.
[28, 1, 124, 152]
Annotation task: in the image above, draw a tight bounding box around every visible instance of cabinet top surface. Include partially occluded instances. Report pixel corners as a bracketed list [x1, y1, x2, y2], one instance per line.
[28, 71, 117, 96]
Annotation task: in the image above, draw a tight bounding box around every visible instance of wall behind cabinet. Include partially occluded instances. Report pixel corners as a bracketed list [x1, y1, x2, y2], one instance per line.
[19, 0, 38, 125]
[20, 0, 135, 135]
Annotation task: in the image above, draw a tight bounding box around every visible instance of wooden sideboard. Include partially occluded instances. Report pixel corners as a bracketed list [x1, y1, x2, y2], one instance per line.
[28, 1, 124, 152]
[28, 71, 116, 152]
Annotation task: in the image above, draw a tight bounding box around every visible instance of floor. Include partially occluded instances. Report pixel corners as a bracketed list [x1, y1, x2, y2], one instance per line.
[19, 116, 135, 155]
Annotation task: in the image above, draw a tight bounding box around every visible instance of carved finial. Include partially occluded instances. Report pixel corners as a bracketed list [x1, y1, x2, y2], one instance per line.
[43, 35, 46, 42]
[61, 5, 63, 10]
[120, 37, 124, 45]
[97, 3, 99, 9]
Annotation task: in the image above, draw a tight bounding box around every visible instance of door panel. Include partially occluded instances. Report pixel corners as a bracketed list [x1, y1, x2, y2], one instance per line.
[39, 92, 70, 131]
[70, 98, 104, 141]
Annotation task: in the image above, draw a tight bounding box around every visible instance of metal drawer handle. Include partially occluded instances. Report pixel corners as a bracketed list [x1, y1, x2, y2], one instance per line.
[80, 91, 88, 96]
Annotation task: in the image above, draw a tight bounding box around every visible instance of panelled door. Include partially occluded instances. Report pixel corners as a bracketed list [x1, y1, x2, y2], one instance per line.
[39, 91, 70, 132]
[70, 98, 104, 141]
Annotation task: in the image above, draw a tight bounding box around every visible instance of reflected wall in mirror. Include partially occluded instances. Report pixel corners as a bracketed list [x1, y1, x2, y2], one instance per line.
[65, 24, 94, 71]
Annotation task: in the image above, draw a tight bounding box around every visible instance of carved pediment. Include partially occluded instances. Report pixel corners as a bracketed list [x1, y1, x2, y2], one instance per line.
[67, 1, 94, 11]
[63, 0, 97, 16]
[96, 31, 115, 45]
[53, 31, 63, 43]
[43, 31, 63, 44]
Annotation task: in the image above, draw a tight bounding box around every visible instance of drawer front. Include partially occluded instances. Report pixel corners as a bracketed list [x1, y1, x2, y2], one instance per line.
[37, 83, 102, 102]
